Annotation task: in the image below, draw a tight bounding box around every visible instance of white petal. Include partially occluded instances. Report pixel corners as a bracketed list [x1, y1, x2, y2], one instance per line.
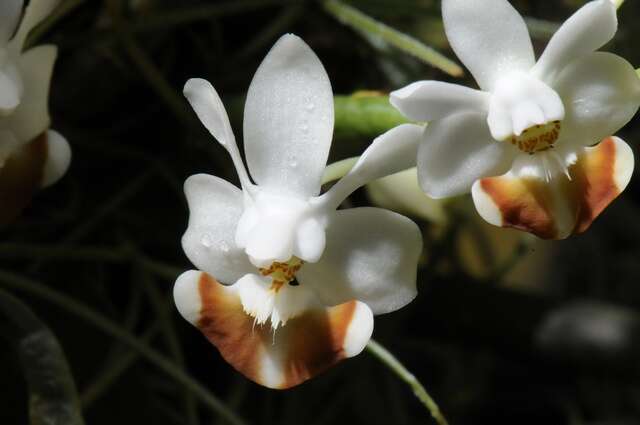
[181, 174, 254, 285]
[183, 78, 235, 148]
[10, 0, 59, 51]
[173, 270, 203, 325]
[297, 208, 422, 315]
[2, 45, 55, 141]
[293, 218, 326, 264]
[40, 129, 70, 187]
[554, 52, 640, 147]
[243, 34, 334, 198]
[183, 78, 253, 190]
[243, 213, 296, 267]
[318, 124, 424, 211]
[442, 0, 535, 91]
[0, 64, 22, 115]
[532, 0, 617, 82]
[418, 112, 515, 198]
[235, 190, 319, 267]
[0, 0, 23, 45]
[390, 81, 489, 122]
[487, 71, 565, 140]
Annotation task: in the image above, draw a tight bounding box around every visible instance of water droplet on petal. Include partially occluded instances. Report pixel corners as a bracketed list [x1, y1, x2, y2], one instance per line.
[306, 103, 315, 112]
[300, 124, 309, 133]
[287, 153, 298, 168]
[219, 241, 230, 253]
[201, 234, 213, 248]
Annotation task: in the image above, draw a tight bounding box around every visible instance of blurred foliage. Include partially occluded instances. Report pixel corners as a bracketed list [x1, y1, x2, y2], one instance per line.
[2, 0, 640, 424]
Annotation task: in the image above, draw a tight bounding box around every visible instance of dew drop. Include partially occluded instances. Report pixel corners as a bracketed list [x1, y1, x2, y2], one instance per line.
[219, 241, 230, 253]
[287, 153, 298, 168]
[201, 234, 213, 248]
[300, 124, 309, 133]
[306, 103, 315, 112]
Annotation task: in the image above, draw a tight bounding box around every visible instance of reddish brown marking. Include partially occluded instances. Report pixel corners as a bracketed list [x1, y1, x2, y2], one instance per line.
[480, 177, 558, 239]
[279, 301, 357, 389]
[196, 273, 264, 385]
[568, 137, 620, 234]
[195, 272, 360, 389]
[0, 132, 48, 227]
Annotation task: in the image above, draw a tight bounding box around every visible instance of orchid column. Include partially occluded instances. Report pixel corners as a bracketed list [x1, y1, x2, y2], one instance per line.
[174, 34, 424, 389]
[391, 0, 640, 239]
[0, 0, 71, 225]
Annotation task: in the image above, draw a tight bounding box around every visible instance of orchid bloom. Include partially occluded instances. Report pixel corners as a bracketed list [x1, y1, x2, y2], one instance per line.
[174, 34, 423, 389]
[391, 0, 640, 239]
[0, 0, 71, 224]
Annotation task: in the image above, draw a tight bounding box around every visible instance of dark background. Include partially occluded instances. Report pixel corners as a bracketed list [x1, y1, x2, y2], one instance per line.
[2, 0, 640, 424]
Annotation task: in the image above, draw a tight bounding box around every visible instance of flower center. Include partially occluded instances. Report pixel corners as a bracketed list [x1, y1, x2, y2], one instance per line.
[236, 257, 313, 331]
[259, 257, 304, 292]
[508, 121, 561, 155]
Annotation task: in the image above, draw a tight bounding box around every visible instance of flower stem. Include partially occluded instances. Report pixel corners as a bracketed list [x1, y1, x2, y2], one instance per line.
[25, 0, 86, 48]
[322, 0, 463, 77]
[0, 270, 247, 425]
[81, 324, 160, 407]
[366, 339, 449, 425]
[334, 93, 409, 141]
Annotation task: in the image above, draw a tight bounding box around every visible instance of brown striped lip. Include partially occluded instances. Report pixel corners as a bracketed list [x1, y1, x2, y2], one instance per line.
[188, 271, 370, 389]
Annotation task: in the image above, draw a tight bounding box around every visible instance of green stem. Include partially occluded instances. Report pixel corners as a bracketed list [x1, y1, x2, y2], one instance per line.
[0, 242, 183, 282]
[322, 0, 463, 77]
[137, 265, 199, 425]
[81, 325, 161, 407]
[0, 270, 247, 425]
[25, 0, 86, 48]
[366, 339, 449, 425]
[334, 93, 409, 141]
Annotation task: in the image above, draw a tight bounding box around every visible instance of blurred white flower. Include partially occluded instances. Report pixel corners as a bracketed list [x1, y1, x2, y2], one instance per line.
[0, 0, 71, 224]
[174, 34, 423, 389]
[366, 167, 449, 225]
[391, 0, 640, 239]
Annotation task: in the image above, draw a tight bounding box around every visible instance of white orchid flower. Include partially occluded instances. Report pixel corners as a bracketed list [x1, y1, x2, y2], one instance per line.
[173, 34, 423, 389]
[0, 0, 71, 224]
[391, 0, 640, 239]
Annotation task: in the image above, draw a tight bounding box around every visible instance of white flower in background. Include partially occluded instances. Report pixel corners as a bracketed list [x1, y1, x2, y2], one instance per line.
[391, 0, 640, 239]
[366, 167, 449, 226]
[0, 0, 71, 224]
[174, 34, 423, 389]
